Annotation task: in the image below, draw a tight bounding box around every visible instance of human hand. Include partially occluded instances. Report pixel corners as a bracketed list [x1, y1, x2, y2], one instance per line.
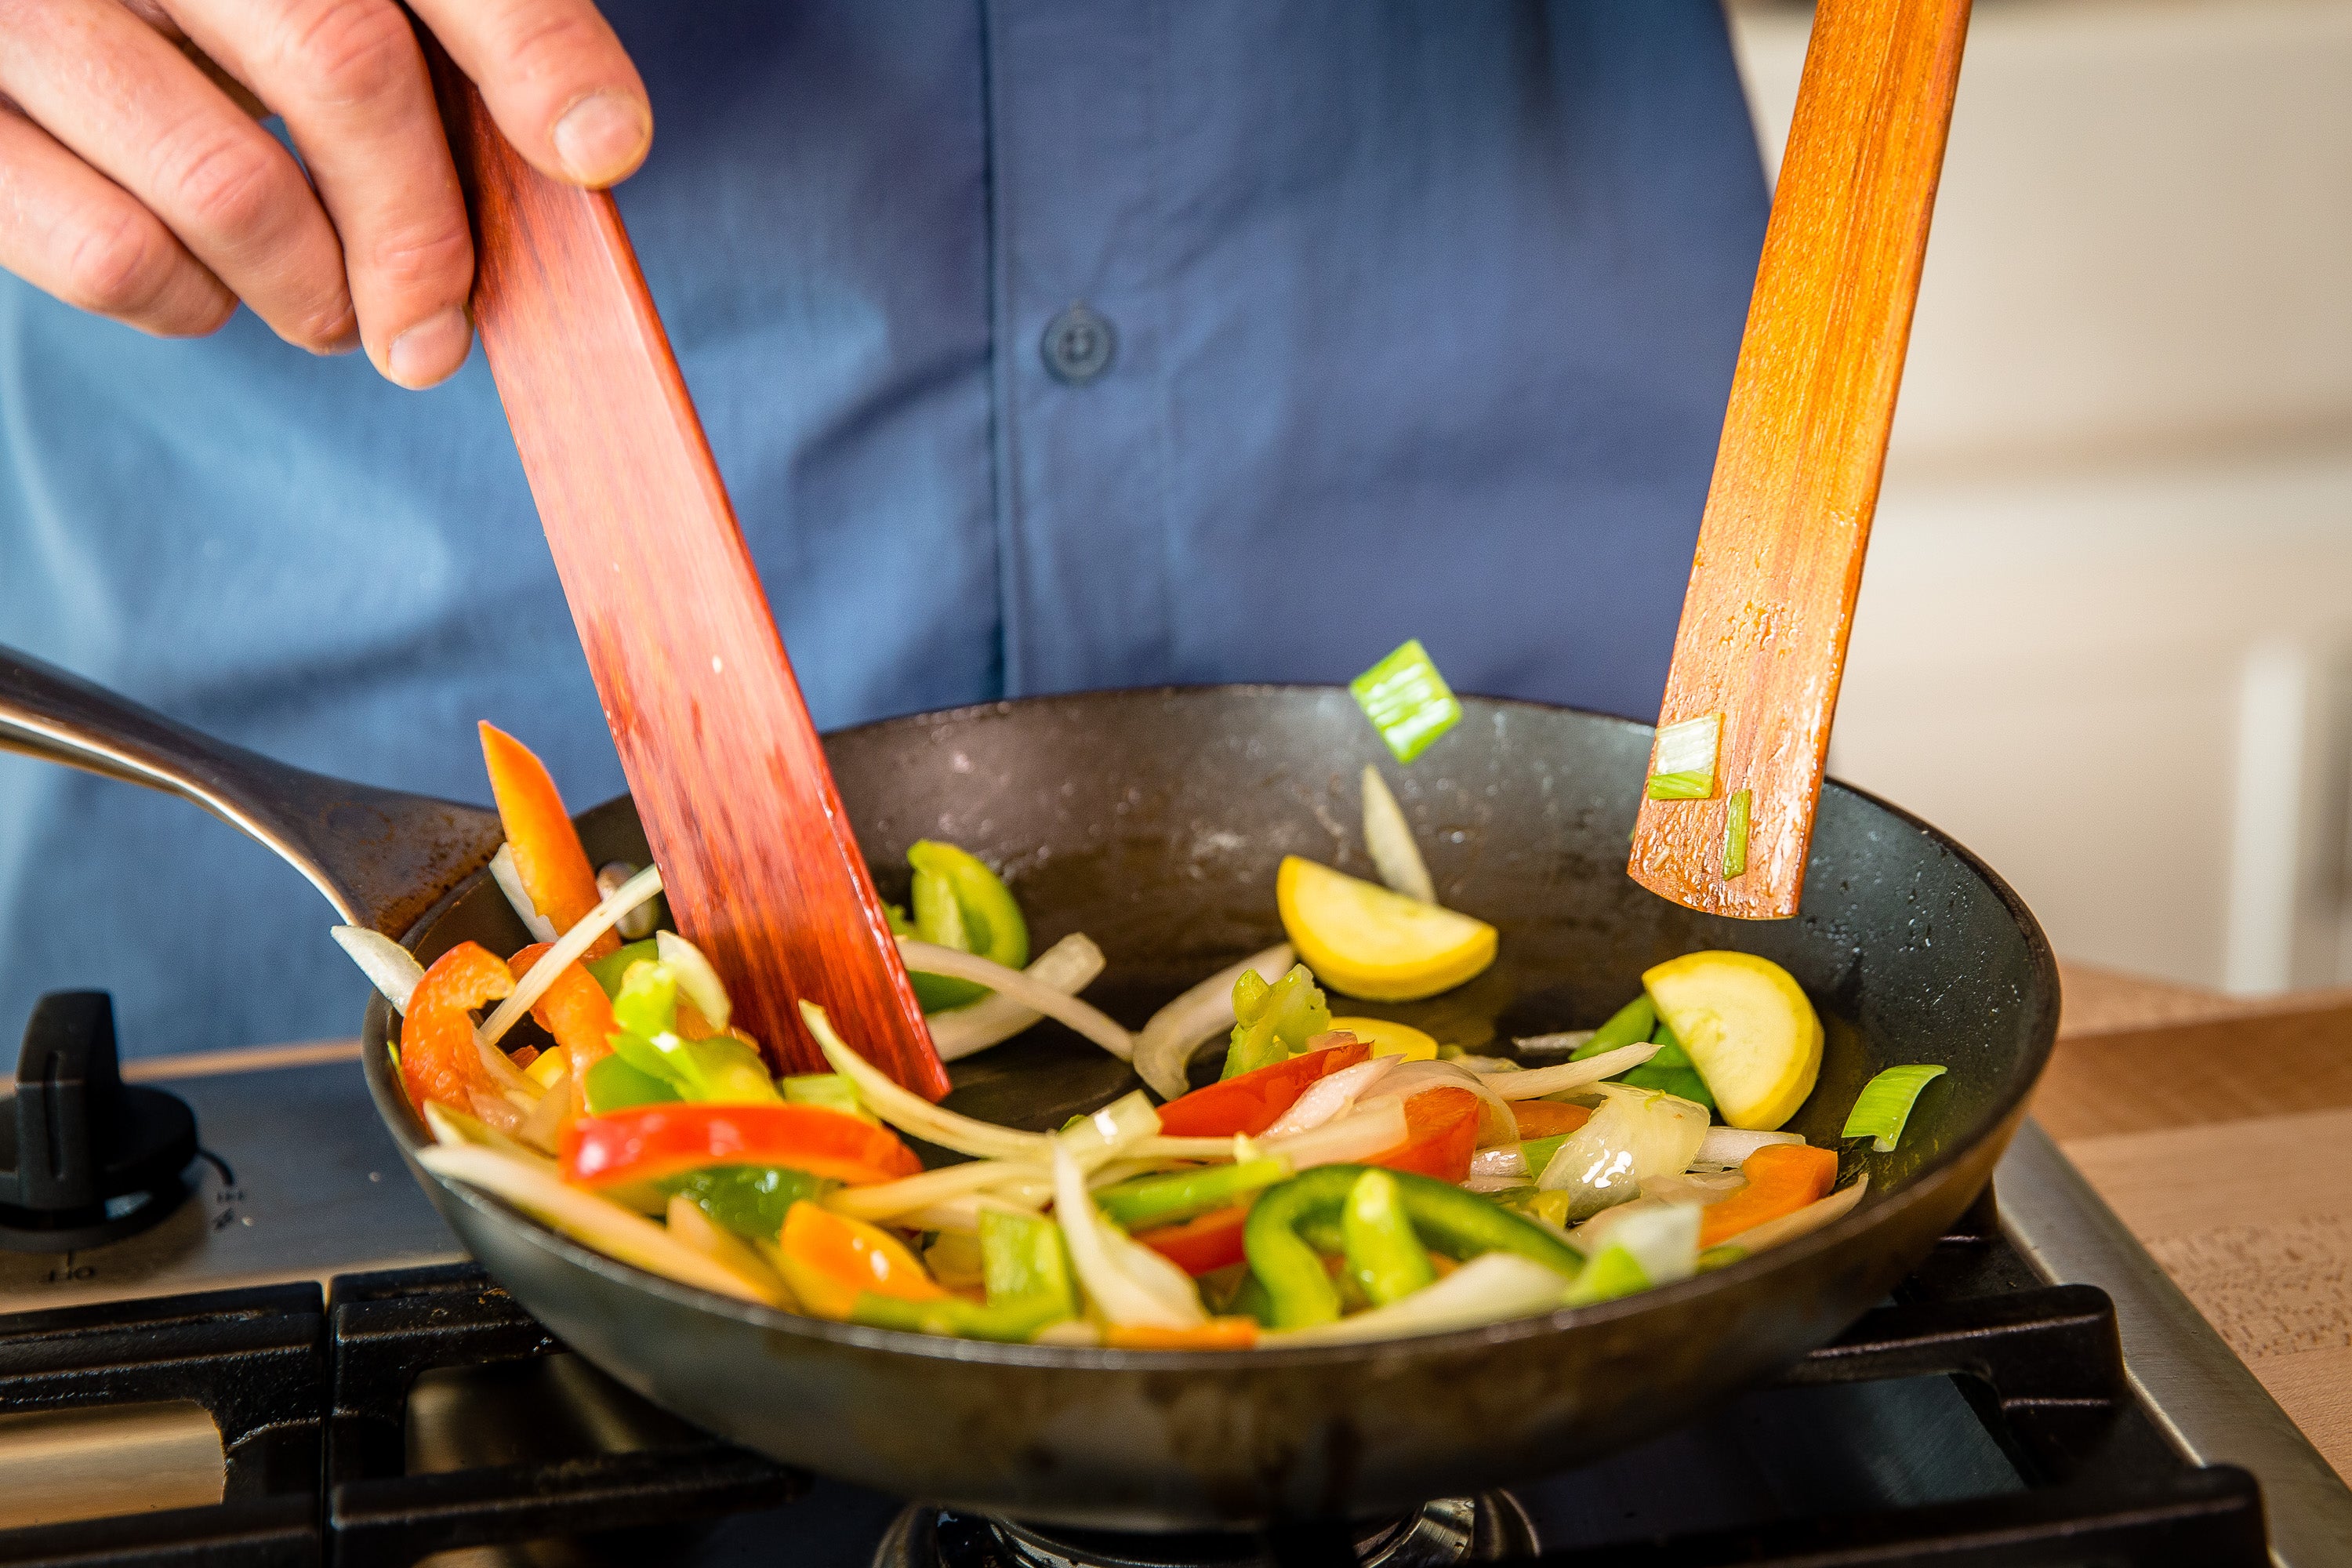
[0, 0, 650, 387]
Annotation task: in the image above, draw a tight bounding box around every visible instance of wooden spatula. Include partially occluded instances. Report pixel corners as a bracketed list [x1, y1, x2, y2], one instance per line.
[426, 57, 949, 1098]
[1628, 0, 1972, 920]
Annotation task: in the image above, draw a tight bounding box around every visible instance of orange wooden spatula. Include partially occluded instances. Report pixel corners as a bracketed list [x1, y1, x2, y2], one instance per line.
[1629, 0, 1972, 919]
[426, 56, 948, 1098]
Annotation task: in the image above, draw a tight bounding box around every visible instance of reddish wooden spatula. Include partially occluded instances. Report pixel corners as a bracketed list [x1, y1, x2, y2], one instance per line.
[1629, 0, 1972, 920]
[426, 58, 949, 1098]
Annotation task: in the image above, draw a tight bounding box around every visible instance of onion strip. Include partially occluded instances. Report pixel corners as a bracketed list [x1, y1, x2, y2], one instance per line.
[898, 938, 1134, 1060]
[1361, 765, 1436, 903]
[1261, 1099, 1407, 1169]
[1133, 943, 1294, 1099]
[1693, 1127, 1805, 1167]
[804, 1002, 1053, 1160]
[331, 926, 425, 1014]
[927, 935, 1107, 1062]
[489, 844, 559, 943]
[1479, 1041, 1659, 1100]
[1363, 1058, 1519, 1147]
[1721, 1173, 1870, 1256]
[419, 1142, 786, 1306]
[1268, 1252, 1569, 1345]
[1053, 1145, 1206, 1329]
[482, 864, 663, 1047]
[1264, 1057, 1397, 1138]
[824, 1160, 1051, 1221]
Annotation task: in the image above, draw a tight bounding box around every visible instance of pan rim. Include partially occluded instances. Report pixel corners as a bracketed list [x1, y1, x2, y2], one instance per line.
[376, 683, 2060, 1370]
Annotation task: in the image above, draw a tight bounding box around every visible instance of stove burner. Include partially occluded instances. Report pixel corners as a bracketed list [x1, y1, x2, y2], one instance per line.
[0, 993, 197, 1252]
[875, 1495, 1537, 1568]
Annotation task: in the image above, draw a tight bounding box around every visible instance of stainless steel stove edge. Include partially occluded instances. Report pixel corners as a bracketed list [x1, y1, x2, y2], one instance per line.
[1997, 1117, 2352, 1568]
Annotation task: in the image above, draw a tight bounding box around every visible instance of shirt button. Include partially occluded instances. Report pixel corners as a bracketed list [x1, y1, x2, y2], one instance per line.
[1041, 303, 1116, 384]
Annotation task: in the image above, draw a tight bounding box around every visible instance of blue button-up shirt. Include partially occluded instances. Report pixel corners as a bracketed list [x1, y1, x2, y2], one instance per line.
[0, 1, 1765, 1057]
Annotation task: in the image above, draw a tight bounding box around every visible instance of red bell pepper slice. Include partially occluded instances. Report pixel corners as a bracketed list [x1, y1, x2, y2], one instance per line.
[1154, 1040, 1371, 1138]
[480, 722, 619, 959]
[1133, 1203, 1253, 1277]
[401, 942, 517, 1119]
[1367, 1086, 1481, 1184]
[561, 1103, 922, 1189]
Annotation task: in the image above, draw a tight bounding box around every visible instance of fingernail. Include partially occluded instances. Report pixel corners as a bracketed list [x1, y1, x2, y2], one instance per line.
[324, 328, 361, 357]
[553, 91, 651, 186]
[386, 307, 471, 389]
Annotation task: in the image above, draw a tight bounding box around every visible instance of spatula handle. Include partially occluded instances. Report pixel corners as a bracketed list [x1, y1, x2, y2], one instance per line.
[427, 51, 948, 1096]
[1629, 0, 1971, 919]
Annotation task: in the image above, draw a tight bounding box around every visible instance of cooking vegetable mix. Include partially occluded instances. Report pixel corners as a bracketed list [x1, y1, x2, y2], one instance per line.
[350, 692, 1947, 1349]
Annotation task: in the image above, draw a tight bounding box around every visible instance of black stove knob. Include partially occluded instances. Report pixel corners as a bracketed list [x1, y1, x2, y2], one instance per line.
[0, 991, 198, 1251]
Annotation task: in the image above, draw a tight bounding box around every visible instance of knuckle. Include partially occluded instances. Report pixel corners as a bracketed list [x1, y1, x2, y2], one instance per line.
[485, 2, 612, 87]
[368, 218, 470, 294]
[164, 132, 289, 239]
[61, 206, 177, 316]
[274, 0, 417, 106]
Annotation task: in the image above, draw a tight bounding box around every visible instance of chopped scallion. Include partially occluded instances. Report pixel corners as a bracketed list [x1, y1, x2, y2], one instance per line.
[1351, 640, 1463, 764]
[1723, 789, 1751, 878]
[1841, 1064, 1948, 1152]
[1647, 714, 1721, 801]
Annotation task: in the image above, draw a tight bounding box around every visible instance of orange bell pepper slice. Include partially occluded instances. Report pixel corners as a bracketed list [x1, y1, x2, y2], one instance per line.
[1102, 1318, 1258, 1350]
[507, 942, 619, 1080]
[1699, 1143, 1841, 1250]
[1509, 1101, 1592, 1138]
[561, 1103, 923, 1189]
[776, 1201, 943, 1319]
[1133, 1203, 1253, 1277]
[1367, 1086, 1481, 1184]
[1155, 1039, 1372, 1138]
[400, 942, 517, 1119]
[480, 722, 619, 959]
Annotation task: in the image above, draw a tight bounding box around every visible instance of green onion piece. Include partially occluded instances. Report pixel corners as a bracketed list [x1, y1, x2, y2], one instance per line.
[1350, 639, 1464, 764]
[1570, 994, 1657, 1060]
[1646, 713, 1721, 800]
[1842, 1064, 1949, 1152]
[1723, 789, 1751, 878]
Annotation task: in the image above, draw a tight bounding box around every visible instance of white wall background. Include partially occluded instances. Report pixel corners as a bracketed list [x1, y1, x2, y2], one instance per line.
[1727, 0, 2352, 991]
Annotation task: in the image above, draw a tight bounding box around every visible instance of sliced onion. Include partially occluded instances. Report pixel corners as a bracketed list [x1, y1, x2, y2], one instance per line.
[655, 931, 731, 1033]
[423, 1098, 555, 1167]
[1723, 1173, 1871, 1256]
[1570, 1200, 1700, 1297]
[1535, 1083, 1709, 1220]
[1132, 943, 1294, 1099]
[1264, 1058, 1397, 1138]
[804, 1002, 1051, 1162]
[419, 1142, 786, 1306]
[927, 935, 1107, 1062]
[1058, 1091, 1163, 1171]
[1479, 1041, 1659, 1101]
[1363, 1058, 1519, 1148]
[898, 938, 1133, 1061]
[666, 1194, 794, 1301]
[483, 864, 663, 1047]
[1361, 765, 1435, 903]
[1269, 1252, 1570, 1346]
[825, 1160, 1051, 1222]
[1512, 1030, 1594, 1056]
[1693, 1127, 1806, 1168]
[1641, 1171, 1746, 1207]
[489, 844, 559, 944]
[1470, 1145, 1530, 1181]
[1052, 1145, 1206, 1329]
[514, 1058, 572, 1152]
[898, 1192, 1048, 1233]
[332, 925, 425, 1014]
[1263, 1099, 1407, 1169]
[1463, 1173, 1530, 1194]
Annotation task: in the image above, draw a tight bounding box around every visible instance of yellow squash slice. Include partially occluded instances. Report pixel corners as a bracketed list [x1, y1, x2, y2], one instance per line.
[1642, 951, 1822, 1131]
[1277, 857, 1496, 1002]
[1329, 1016, 1441, 1062]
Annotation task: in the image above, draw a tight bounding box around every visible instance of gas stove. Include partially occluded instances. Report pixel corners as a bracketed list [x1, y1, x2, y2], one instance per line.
[3, 1007, 2349, 1568]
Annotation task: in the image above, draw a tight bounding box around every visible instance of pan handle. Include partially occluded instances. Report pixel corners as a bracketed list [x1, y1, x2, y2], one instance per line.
[0, 644, 503, 936]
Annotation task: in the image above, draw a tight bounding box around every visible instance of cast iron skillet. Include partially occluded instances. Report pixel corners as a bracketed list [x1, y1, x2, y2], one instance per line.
[0, 648, 2059, 1531]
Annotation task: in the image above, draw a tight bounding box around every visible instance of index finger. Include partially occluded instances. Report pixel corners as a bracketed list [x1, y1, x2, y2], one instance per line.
[409, 0, 650, 188]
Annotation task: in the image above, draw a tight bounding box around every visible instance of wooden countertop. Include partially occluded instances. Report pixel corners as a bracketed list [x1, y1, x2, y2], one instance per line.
[2040, 961, 2352, 1484]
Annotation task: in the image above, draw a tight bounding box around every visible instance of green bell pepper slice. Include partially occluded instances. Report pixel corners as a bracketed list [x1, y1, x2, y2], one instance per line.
[893, 840, 1030, 1012]
[583, 939, 660, 1000]
[607, 960, 780, 1105]
[1092, 1159, 1292, 1230]
[583, 1052, 679, 1113]
[1243, 1165, 1584, 1329]
[666, 1165, 833, 1240]
[1570, 995, 1657, 1060]
[1341, 1169, 1435, 1306]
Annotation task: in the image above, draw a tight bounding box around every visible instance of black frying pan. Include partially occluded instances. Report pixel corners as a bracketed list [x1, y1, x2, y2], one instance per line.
[0, 649, 2058, 1531]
